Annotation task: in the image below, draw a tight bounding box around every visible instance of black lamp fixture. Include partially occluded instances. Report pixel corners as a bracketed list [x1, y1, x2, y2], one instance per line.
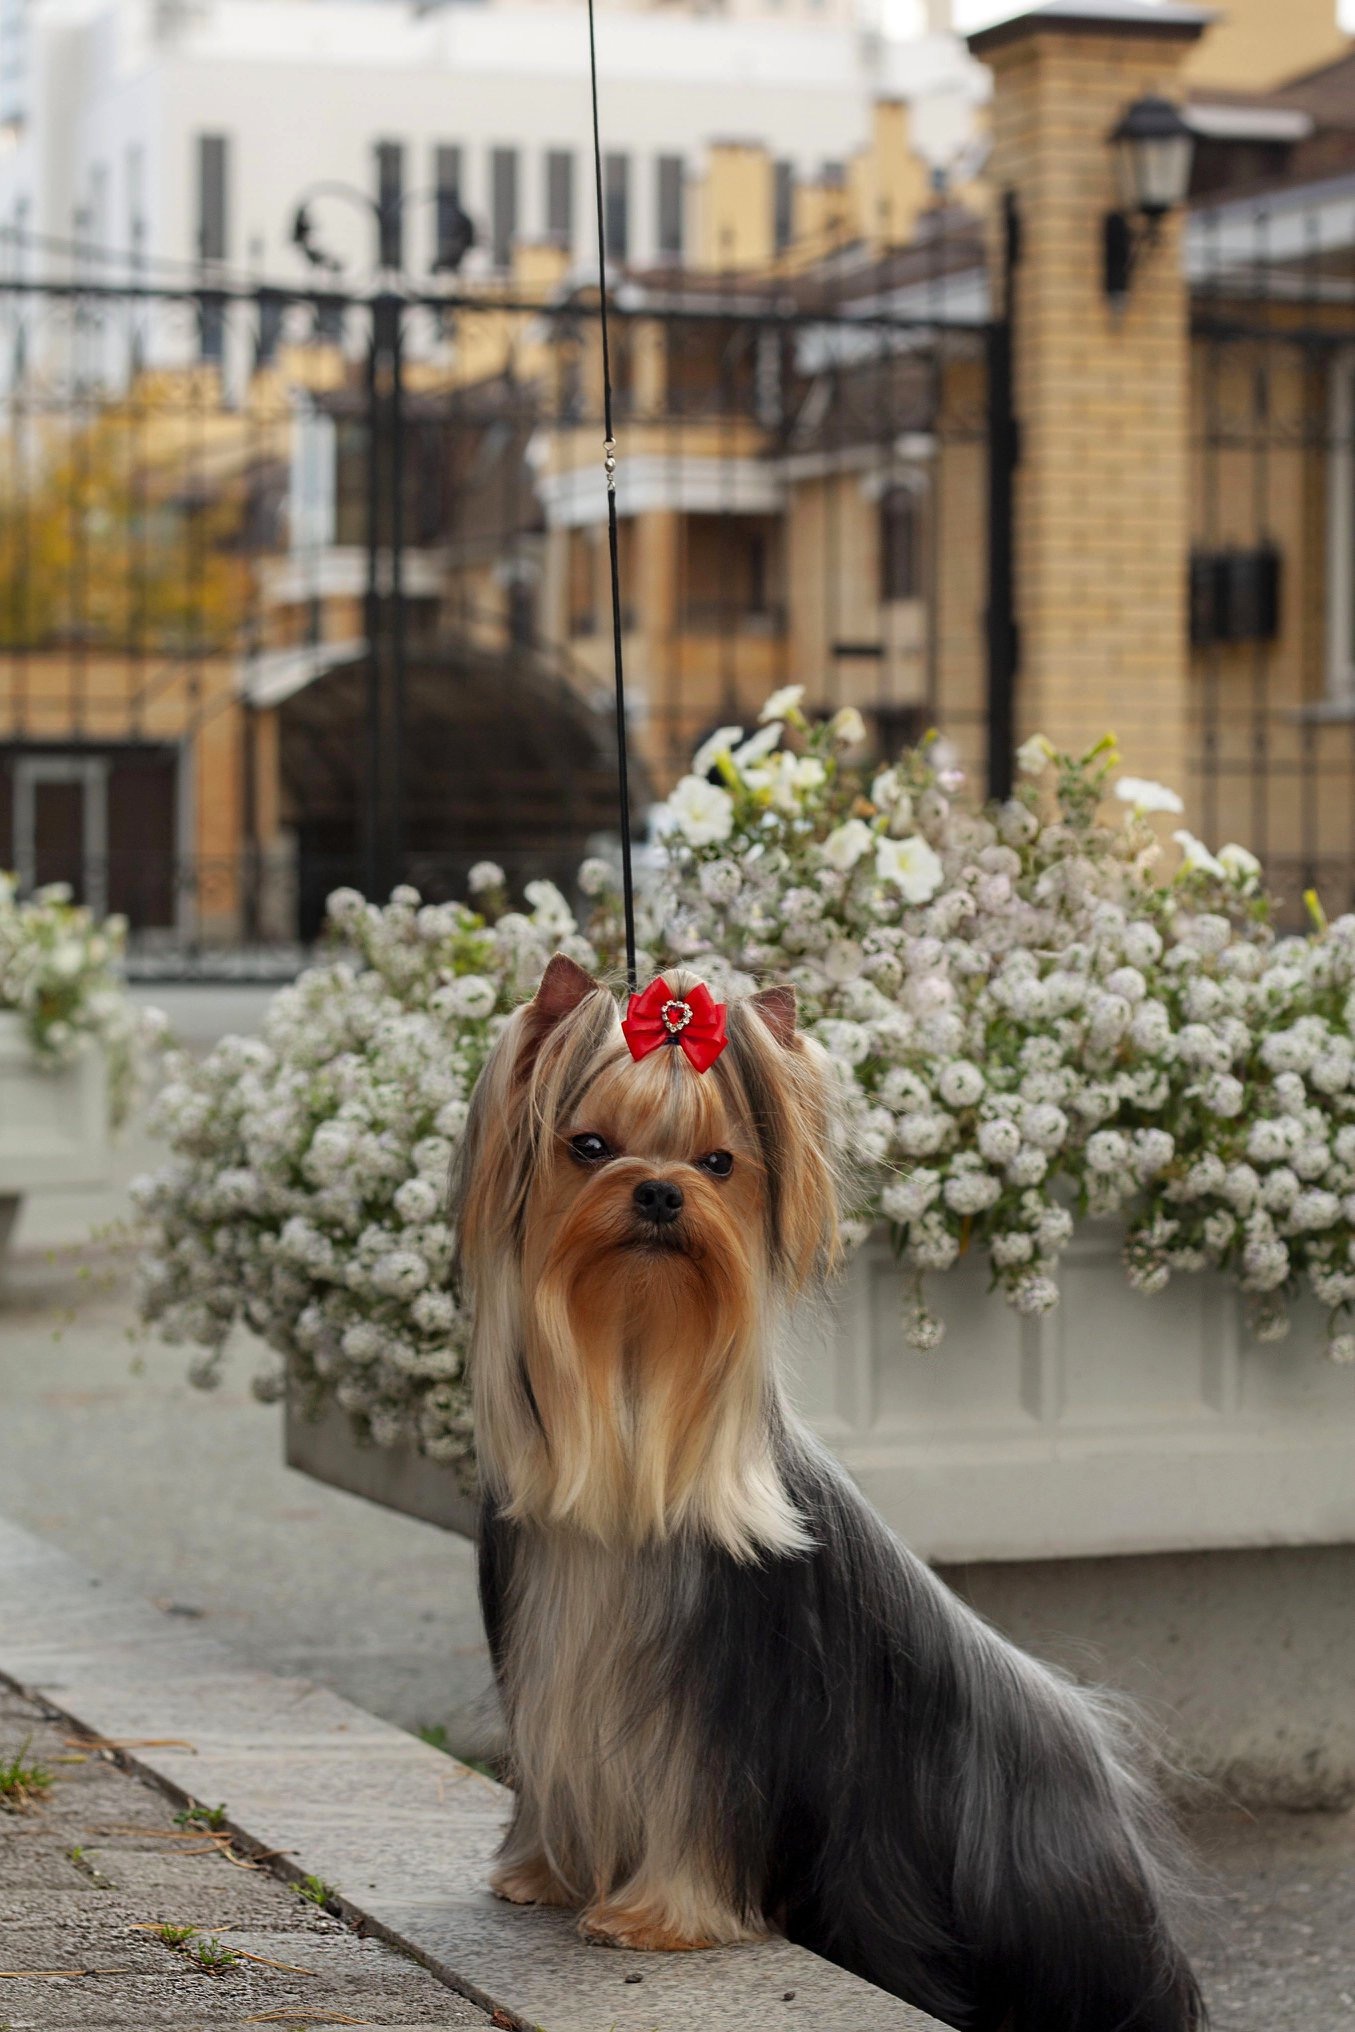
[1103, 94, 1195, 307]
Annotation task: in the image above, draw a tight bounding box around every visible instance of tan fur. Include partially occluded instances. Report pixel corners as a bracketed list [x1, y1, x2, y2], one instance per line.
[454, 962, 842, 1946]
[458, 966, 839, 1562]
[492, 1528, 769, 1946]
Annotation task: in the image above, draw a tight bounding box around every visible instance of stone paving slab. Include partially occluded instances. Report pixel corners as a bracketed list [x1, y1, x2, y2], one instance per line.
[0, 1513, 943, 2032]
[0, 1684, 489, 2029]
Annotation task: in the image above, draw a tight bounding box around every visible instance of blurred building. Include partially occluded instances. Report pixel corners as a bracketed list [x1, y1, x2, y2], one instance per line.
[0, 0, 975, 308]
[5, 0, 1355, 950]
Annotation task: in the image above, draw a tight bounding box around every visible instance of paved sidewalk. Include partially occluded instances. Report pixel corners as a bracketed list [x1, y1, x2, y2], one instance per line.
[0, 1133, 499, 1761]
[0, 1514, 938, 2032]
[0, 1684, 490, 2030]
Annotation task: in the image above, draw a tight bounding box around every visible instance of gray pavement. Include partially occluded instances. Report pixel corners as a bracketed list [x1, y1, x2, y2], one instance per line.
[0, 1514, 939, 2032]
[0, 1682, 490, 2029]
[1187, 1807, 1355, 2029]
[0, 1104, 499, 1763]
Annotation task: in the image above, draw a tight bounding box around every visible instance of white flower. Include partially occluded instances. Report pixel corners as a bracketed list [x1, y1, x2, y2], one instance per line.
[50, 939, 86, 978]
[524, 879, 576, 937]
[823, 938, 865, 984]
[822, 819, 874, 872]
[896, 1113, 949, 1157]
[691, 725, 744, 778]
[758, 684, 806, 724]
[875, 834, 944, 903]
[698, 859, 742, 905]
[577, 857, 616, 897]
[1022, 1103, 1069, 1152]
[467, 861, 505, 894]
[977, 1117, 1021, 1165]
[732, 724, 782, 770]
[370, 1249, 431, 1299]
[1218, 842, 1261, 886]
[1013, 1274, 1060, 1316]
[1174, 830, 1226, 879]
[1115, 776, 1185, 816]
[436, 974, 497, 1020]
[1328, 1332, 1355, 1366]
[828, 705, 866, 748]
[938, 1061, 985, 1109]
[1202, 1073, 1245, 1118]
[1087, 1130, 1130, 1176]
[882, 1171, 941, 1222]
[944, 1169, 1001, 1214]
[664, 775, 735, 847]
[749, 753, 827, 811]
[1016, 733, 1054, 776]
[394, 1178, 441, 1226]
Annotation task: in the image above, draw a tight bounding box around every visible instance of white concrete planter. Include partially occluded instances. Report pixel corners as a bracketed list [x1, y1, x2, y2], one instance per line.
[0, 1010, 110, 1260]
[792, 1226, 1355, 1564]
[287, 1222, 1355, 1563]
[285, 1227, 1355, 1806]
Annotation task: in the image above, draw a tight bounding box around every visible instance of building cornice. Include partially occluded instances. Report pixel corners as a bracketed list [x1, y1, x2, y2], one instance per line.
[969, 1, 1214, 59]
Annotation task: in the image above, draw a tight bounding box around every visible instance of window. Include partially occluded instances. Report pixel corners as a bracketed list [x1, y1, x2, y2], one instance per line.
[86, 163, 107, 252]
[880, 485, 923, 604]
[681, 515, 782, 633]
[774, 160, 795, 252]
[490, 146, 518, 270]
[568, 527, 595, 637]
[546, 149, 573, 249]
[434, 144, 464, 270]
[657, 155, 684, 262]
[126, 143, 144, 251]
[604, 152, 629, 262]
[196, 133, 229, 261]
[375, 140, 404, 268]
[256, 288, 284, 367]
[196, 134, 229, 361]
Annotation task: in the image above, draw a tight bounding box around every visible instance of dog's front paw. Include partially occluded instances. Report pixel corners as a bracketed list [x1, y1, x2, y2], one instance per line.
[579, 1902, 718, 1952]
[490, 1856, 576, 1908]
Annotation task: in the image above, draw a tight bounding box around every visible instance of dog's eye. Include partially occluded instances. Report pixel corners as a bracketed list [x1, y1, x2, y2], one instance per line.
[569, 1132, 612, 1164]
[698, 1149, 734, 1178]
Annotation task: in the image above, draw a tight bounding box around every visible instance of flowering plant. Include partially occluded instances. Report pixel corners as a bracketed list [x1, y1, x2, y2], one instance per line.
[136, 687, 1355, 1482]
[0, 875, 161, 1127]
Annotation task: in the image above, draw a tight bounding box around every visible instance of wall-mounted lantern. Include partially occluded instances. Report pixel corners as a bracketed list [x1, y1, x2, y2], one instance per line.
[1103, 95, 1195, 307]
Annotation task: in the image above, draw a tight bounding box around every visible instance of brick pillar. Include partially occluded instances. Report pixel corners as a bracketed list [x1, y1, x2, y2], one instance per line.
[971, 3, 1210, 799]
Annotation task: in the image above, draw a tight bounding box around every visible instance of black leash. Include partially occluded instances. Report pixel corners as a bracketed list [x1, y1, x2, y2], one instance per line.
[586, 0, 638, 993]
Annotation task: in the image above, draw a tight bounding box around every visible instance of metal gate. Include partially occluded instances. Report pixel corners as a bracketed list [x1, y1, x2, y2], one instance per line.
[0, 244, 1001, 964]
[1191, 186, 1355, 917]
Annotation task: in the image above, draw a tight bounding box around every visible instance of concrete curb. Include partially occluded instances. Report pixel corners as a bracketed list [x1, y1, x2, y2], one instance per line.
[0, 1514, 942, 2032]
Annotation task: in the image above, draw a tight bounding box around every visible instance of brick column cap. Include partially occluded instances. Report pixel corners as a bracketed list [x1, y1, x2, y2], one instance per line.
[969, 0, 1215, 59]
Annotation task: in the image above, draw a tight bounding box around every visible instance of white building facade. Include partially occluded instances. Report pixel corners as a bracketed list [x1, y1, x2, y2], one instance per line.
[0, 0, 913, 294]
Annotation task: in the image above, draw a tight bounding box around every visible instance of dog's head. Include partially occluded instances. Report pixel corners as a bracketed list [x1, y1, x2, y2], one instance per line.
[455, 956, 840, 1552]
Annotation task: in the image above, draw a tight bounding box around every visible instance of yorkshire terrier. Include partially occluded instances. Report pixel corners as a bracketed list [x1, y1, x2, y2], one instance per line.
[454, 955, 1205, 2032]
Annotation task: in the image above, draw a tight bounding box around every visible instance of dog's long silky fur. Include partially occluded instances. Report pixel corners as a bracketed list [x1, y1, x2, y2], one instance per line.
[454, 958, 1206, 2032]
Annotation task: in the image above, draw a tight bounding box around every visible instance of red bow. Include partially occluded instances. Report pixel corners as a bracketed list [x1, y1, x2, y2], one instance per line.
[622, 977, 728, 1074]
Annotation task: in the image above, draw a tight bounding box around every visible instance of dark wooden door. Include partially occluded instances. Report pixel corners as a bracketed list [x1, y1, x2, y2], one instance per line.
[33, 780, 85, 897]
[107, 753, 176, 927]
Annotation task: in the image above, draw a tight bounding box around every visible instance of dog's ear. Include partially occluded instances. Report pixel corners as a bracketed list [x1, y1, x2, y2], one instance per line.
[532, 952, 598, 1028]
[748, 983, 797, 1047]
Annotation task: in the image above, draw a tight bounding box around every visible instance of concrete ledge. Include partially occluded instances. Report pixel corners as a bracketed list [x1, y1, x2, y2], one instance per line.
[0, 1513, 943, 2032]
[285, 1392, 479, 1536]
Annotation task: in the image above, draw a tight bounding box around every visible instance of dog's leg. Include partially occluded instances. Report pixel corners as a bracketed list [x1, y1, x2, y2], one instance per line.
[490, 1854, 576, 1909]
[579, 1864, 766, 1952]
[488, 1795, 579, 1910]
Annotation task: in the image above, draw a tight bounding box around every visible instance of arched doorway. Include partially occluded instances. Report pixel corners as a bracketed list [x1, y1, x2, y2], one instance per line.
[275, 637, 646, 939]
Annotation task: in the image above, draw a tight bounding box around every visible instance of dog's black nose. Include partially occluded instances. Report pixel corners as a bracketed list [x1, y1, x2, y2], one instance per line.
[633, 1177, 684, 1225]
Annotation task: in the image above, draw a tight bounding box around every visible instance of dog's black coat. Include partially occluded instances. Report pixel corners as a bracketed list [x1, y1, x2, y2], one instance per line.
[480, 1431, 1204, 2032]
